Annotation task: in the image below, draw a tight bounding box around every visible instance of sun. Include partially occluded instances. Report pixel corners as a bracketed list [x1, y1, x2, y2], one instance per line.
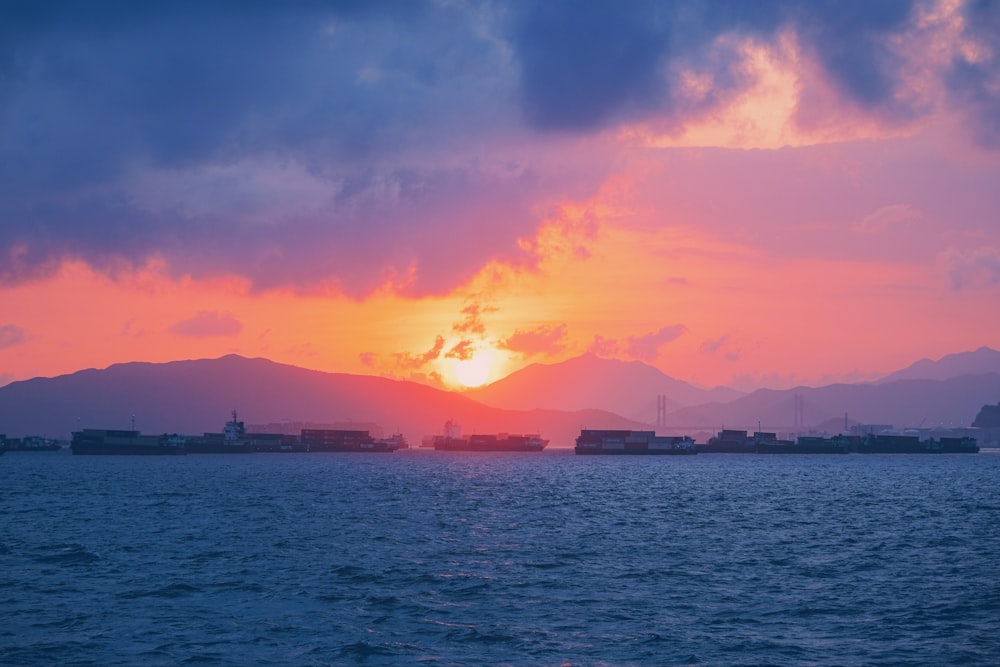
[453, 350, 495, 388]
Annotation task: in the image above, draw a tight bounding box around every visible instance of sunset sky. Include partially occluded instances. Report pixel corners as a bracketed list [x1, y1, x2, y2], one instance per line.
[1, 0, 999, 392]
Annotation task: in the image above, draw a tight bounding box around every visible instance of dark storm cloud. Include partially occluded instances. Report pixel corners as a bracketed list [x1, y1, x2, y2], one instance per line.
[507, 0, 917, 131]
[0, 0, 527, 294]
[949, 0, 1000, 147]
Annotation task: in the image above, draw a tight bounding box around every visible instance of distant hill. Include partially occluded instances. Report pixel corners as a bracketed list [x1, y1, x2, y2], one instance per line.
[877, 346, 1000, 383]
[464, 354, 743, 420]
[661, 373, 1000, 431]
[0, 355, 647, 447]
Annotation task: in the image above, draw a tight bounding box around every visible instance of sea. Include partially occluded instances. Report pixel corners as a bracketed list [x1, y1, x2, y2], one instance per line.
[2, 448, 999, 667]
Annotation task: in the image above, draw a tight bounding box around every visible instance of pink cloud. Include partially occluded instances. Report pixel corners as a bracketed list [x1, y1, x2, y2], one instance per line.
[587, 334, 619, 357]
[169, 311, 243, 337]
[392, 336, 444, 370]
[854, 204, 921, 233]
[701, 334, 741, 362]
[625, 325, 687, 361]
[0, 324, 27, 349]
[944, 247, 1000, 290]
[498, 323, 568, 357]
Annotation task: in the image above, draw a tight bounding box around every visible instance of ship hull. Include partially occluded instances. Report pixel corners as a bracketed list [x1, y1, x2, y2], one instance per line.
[71, 444, 186, 455]
[574, 447, 696, 455]
[434, 437, 547, 452]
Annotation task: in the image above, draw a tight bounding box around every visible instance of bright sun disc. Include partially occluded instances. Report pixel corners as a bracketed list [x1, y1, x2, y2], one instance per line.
[453, 352, 493, 388]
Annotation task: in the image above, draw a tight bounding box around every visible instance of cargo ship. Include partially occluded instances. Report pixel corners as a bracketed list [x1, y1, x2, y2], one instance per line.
[857, 433, 979, 453]
[433, 421, 547, 451]
[71, 429, 187, 455]
[756, 434, 854, 454]
[574, 429, 696, 455]
[185, 411, 254, 453]
[300, 428, 397, 452]
[697, 429, 757, 453]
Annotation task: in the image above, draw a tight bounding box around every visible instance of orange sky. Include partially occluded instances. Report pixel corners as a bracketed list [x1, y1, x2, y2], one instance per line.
[1, 1, 999, 392]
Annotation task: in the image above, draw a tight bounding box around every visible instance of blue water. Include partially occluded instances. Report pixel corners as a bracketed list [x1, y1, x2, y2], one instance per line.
[2, 449, 999, 666]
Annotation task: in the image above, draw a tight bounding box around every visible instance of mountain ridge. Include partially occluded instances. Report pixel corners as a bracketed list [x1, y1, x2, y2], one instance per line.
[0, 354, 647, 447]
[464, 353, 744, 420]
[876, 346, 1000, 383]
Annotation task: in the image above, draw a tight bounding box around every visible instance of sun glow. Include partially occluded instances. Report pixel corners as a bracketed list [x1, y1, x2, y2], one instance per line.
[452, 349, 496, 388]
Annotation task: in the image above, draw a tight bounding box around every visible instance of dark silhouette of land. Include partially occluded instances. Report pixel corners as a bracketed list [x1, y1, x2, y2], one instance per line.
[1, 348, 997, 446]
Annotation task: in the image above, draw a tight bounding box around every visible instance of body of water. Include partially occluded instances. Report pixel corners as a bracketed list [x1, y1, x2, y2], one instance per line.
[2, 449, 998, 666]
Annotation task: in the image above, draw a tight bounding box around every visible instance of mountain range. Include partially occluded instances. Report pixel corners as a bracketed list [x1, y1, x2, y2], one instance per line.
[0, 355, 646, 448]
[1, 347, 997, 447]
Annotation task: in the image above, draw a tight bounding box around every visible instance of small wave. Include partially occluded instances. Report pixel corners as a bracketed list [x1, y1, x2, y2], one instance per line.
[33, 544, 101, 565]
[337, 640, 398, 660]
[117, 582, 202, 599]
[446, 626, 517, 644]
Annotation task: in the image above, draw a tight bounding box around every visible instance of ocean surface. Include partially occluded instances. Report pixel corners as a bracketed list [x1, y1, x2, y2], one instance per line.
[2, 449, 998, 667]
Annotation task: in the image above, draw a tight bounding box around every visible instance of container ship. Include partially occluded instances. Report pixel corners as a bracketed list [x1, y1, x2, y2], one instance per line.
[697, 429, 757, 453]
[574, 429, 696, 455]
[696, 428, 978, 454]
[301, 428, 397, 452]
[857, 433, 979, 454]
[756, 434, 854, 454]
[433, 421, 547, 451]
[70, 412, 403, 454]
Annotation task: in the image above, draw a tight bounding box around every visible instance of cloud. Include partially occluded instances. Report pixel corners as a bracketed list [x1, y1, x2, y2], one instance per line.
[392, 336, 444, 370]
[509, 0, 919, 132]
[625, 324, 687, 361]
[169, 311, 243, 337]
[587, 334, 619, 357]
[700, 334, 730, 355]
[946, 0, 1000, 148]
[453, 303, 497, 336]
[445, 339, 476, 361]
[0, 0, 996, 299]
[498, 323, 568, 357]
[943, 246, 1000, 290]
[854, 204, 921, 233]
[0, 324, 28, 349]
[701, 334, 741, 362]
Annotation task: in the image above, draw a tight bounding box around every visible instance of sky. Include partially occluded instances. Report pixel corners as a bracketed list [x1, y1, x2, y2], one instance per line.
[1, 0, 999, 393]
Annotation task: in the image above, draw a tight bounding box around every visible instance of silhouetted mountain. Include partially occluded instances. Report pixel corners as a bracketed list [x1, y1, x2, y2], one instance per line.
[877, 346, 1000, 383]
[464, 354, 743, 420]
[661, 374, 1000, 431]
[0, 355, 646, 447]
[973, 402, 1000, 428]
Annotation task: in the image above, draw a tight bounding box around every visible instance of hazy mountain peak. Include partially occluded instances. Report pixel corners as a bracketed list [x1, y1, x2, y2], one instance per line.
[878, 347, 1000, 383]
[467, 353, 743, 419]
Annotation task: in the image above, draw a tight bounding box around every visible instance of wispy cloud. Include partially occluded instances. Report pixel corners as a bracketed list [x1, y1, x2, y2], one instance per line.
[0, 324, 28, 349]
[169, 311, 243, 338]
[943, 246, 1000, 290]
[625, 325, 687, 361]
[854, 204, 921, 233]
